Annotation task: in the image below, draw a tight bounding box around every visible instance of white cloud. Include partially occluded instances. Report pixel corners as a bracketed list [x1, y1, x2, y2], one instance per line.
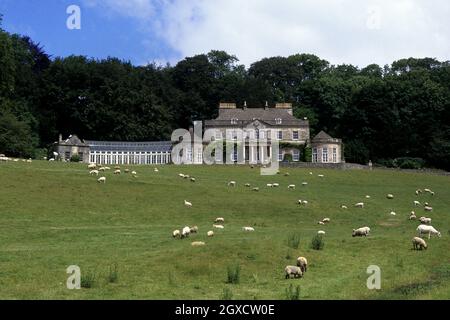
[84, 0, 450, 67]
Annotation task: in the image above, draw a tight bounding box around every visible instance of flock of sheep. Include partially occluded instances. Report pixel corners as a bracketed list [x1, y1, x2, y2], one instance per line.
[87, 162, 159, 183]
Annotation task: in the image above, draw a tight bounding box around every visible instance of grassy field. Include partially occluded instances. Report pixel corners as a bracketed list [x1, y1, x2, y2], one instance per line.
[0, 161, 449, 300]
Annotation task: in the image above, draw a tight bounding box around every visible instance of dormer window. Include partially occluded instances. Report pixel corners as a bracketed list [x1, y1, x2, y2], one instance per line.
[275, 118, 282, 124]
[231, 118, 238, 125]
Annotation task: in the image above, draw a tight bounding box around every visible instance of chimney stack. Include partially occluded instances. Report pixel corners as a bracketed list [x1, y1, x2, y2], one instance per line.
[219, 102, 236, 109]
[243, 101, 247, 110]
[59, 133, 62, 143]
[275, 103, 293, 115]
[264, 101, 269, 110]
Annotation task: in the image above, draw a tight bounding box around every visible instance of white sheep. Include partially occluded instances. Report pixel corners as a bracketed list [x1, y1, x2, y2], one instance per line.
[190, 177, 196, 182]
[104, 167, 111, 170]
[341, 205, 348, 209]
[390, 211, 396, 216]
[352, 226, 370, 237]
[424, 206, 433, 212]
[244, 183, 251, 187]
[184, 200, 192, 208]
[207, 231, 214, 237]
[215, 217, 225, 223]
[131, 171, 137, 175]
[97, 177, 106, 183]
[252, 187, 259, 192]
[285, 266, 303, 279]
[172, 230, 180, 238]
[419, 217, 431, 224]
[114, 169, 121, 175]
[354, 202, 364, 208]
[181, 226, 191, 238]
[179, 173, 185, 178]
[415, 189, 422, 195]
[318, 221, 325, 225]
[124, 169, 130, 173]
[89, 170, 99, 176]
[88, 163, 97, 169]
[288, 184, 296, 189]
[318, 174, 324, 178]
[273, 183, 279, 187]
[243, 226, 255, 232]
[99, 167, 106, 172]
[228, 181, 236, 186]
[184, 175, 190, 179]
[322, 218, 331, 223]
[266, 183, 273, 188]
[190, 226, 198, 233]
[302, 182, 308, 186]
[386, 194, 394, 199]
[317, 230, 326, 235]
[416, 225, 441, 239]
[154, 168, 159, 172]
[409, 212, 417, 220]
[296, 257, 308, 273]
[412, 237, 427, 250]
[414, 201, 421, 206]
[213, 224, 224, 229]
[365, 195, 371, 199]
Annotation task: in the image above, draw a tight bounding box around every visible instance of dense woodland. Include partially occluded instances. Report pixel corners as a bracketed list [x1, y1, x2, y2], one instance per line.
[1, 15, 449, 170]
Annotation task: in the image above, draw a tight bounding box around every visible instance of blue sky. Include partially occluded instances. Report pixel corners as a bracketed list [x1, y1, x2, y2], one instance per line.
[1, 0, 449, 67]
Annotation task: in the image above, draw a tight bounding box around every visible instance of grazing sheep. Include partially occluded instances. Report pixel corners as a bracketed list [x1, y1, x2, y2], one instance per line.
[131, 171, 137, 175]
[354, 202, 364, 208]
[190, 226, 198, 233]
[181, 226, 191, 238]
[273, 183, 279, 187]
[318, 174, 324, 178]
[352, 226, 370, 237]
[424, 206, 433, 212]
[228, 181, 236, 187]
[409, 212, 417, 220]
[288, 184, 296, 189]
[387, 194, 394, 199]
[184, 200, 192, 208]
[317, 230, 326, 235]
[88, 163, 97, 169]
[419, 217, 432, 224]
[104, 167, 111, 170]
[154, 168, 159, 172]
[89, 170, 99, 176]
[114, 169, 121, 175]
[242, 226, 255, 232]
[213, 224, 224, 229]
[416, 225, 441, 239]
[114, 166, 121, 170]
[415, 189, 422, 195]
[191, 241, 205, 247]
[309, 172, 313, 175]
[179, 173, 185, 178]
[390, 211, 396, 216]
[302, 182, 308, 186]
[215, 217, 225, 223]
[266, 183, 273, 188]
[252, 187, 259, 192]
[365, 195, 371, 199]
[424, 202, 429, 206]
[97, 177, 106, 183]
[414, 201, 421, 206]
[318, 221, 325, 225]
[207, 231, 214, 237]
[124, 169, 130, 173]
[99, 167, 106, 172]
[48, 158, 55, 161]
[424, 188, 432, 193]
[412, 237, 427, 250]
[190, 177, 196, 182]
[285, 266, 303, 279]
[244, 183, 251, 187]
[341, 205, 348, 209]
[284, 172, 290, 176]
[172, 230, 180, 238]
[322, 218, 331, 223]
[296, 257, 308, 273]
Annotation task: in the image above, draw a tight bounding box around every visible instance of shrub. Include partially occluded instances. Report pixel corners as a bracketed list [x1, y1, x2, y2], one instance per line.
[302, 146, 312, 162]
[81, 271, 96, 288]
[107, 263, 118, 283]
[311, 234, 324, 250]
[395, 157, 425, 169]
[283, 153, 292, 162]
[226, 263, 241, 284]
[285, 284, 301, 300]
[70, 154, 81, 162]
[220, 287, 233, 300]
[287, 232, 301, 249]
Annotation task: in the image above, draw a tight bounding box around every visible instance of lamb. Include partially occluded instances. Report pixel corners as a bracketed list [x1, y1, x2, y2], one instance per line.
[243, 226, 255, 232]
[97, 177, 106, 183]
[191, 241, 205, 247]
[409, 212, 417, 220]
[317, 230, 326, 235]
[89, 170, 99, 176]
[416, 225, 441, 239]
[285, 266, 303, 279]
[215, 217, 225, 223]
[207, 231, 214, 237]
[354, 202, 364, 208]
[181, 226, 191, 238]
[288, 184, 296, 189]
[228, 181, 236, 187]
[414, 201, 421, 206]
[190, 226, 198, 233]
[424, 206, 433, 212]
[419, 217, 432, 224]
[296, 257, 308, 273]
[386, 194, 394, 199]
[213, 224, 224, 229]
[114, 169, 121, 175]
[184, 200, 192, 208]
[172, 230, 180, 238]
[352, 226, 370, 237]
[412, 237, 427, 250]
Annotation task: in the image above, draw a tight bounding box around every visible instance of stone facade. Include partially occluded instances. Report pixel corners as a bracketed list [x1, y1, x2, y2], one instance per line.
[55, 134, 90, 162]
[311, 131, 343, 164]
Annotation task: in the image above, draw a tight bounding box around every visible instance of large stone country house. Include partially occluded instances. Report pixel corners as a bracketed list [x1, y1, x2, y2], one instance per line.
[54, 102, 343, 165]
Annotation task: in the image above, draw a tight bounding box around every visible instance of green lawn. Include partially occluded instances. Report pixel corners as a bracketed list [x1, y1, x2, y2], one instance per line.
[0, 161, 449, 300]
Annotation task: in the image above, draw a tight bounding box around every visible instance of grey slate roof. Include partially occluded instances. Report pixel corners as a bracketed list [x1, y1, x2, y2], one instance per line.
[58, 135, 89, 147]
[85, 140, 173, 152]
[311, 131, 341, 143]
[205, 108, 308, 127]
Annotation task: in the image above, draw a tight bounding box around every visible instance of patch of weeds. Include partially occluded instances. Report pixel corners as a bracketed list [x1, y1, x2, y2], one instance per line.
[311, 234, 324, 250]
[81, 271, 96, 289]
[393, 280, 437, 296]
[107, 263, 119, 283]
[220, 287, 233, 300]
[285, 284, 301, 300]
[287, 232, 301, 249]
[226, 263, 241, 284]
